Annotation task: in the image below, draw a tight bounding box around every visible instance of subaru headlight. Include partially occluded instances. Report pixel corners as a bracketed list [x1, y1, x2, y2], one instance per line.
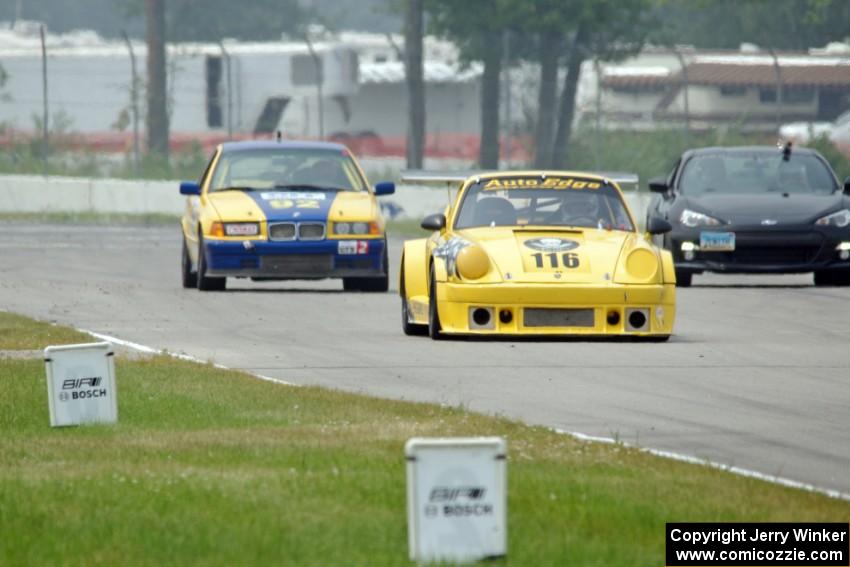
[815, 209, 850, 228]
[680, 209, 723, 228]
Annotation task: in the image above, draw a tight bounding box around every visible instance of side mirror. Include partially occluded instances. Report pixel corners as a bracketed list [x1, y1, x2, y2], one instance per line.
[648, 176, 669, 194]
[421, 213, 446, 231]
[374, 181, 395, 196]
[646, 216, 673, 235]
[844, 176, 850, 195]
[180, 181, 201, 196]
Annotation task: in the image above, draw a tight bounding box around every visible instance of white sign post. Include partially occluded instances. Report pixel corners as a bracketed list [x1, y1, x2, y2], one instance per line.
[44, 342, 117, 427]
[406, 437, 507, 563]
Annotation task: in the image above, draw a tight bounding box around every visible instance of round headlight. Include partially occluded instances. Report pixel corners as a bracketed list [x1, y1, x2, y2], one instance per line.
[456, 244, 490, 280]
[352, 222, 369, 234]
[335, 222, 351, 235]
[625, 248, 659, 280]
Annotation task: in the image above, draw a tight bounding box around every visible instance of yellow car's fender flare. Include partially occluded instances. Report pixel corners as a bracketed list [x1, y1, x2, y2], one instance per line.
[400, 239, 428, 300]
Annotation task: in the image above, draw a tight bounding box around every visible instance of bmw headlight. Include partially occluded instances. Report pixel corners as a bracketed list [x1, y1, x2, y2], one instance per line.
[333, 221, 379, 235]
[815, 209, 850, 228]
[680, 209, 723, 228]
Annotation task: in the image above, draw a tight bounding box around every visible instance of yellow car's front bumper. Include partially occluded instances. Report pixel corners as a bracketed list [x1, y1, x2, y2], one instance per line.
[428, 281, 675, 337]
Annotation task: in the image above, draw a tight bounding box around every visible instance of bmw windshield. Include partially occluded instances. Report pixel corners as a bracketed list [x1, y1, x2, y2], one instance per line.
[679, 151, 838, 196]
[454, 176, 635, 232]
[209, 149, 368, 192]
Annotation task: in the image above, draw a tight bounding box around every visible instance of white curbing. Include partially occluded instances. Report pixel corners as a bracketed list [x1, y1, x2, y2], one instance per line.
[81, 327, 849, 502]
[559, 429, 850, 502]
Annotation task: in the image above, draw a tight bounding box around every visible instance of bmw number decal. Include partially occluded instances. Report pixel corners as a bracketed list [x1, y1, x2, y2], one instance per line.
[259, 191, 327, 201]
[523, 237, 579, 252]
[338, 240, 369, 255]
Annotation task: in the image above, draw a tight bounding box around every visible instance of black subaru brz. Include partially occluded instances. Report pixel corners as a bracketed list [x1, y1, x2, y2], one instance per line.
[646, 145, 850, 287]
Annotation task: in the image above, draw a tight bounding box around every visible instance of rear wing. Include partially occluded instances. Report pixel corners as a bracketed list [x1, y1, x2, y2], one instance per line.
[401, 170, 639, 187]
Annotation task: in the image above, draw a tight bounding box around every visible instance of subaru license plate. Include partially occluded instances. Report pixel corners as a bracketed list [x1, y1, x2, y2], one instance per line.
[700, 231, 735, 251]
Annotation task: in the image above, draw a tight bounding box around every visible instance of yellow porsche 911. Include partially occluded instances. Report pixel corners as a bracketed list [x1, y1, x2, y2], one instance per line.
[399, 171, 677, 340]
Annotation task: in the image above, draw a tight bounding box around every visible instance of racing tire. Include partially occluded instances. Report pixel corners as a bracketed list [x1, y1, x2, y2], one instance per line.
[675, 270, 692, 287]
[427, 264, 443, 340]
[814, 270, 850, 286]
[399, 264, 427, 336]
[181, 237, 198, 289]
[196, 234, 226, 291]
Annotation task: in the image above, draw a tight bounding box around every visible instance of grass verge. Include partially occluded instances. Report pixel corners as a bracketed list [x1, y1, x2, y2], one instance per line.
[0, 311, 91, 350]
[1, 313, 848, 566]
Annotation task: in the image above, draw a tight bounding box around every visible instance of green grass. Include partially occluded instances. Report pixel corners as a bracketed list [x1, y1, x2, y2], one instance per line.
[0, 311, 91, 350]
[1, 313, 848, 566]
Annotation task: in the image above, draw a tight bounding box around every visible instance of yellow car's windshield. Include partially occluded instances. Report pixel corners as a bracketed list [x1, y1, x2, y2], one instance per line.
[454, 176, 635, 231]
[209, 148, 367, 192]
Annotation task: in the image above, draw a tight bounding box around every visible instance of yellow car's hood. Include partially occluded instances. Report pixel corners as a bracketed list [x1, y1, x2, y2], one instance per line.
[206, 191, 265, 221]
[205, 189, 376, 222]
[455, 227, 635, 284]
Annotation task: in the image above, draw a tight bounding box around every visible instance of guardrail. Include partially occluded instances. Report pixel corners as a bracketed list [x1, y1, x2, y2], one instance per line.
[0, 174, 651, 224]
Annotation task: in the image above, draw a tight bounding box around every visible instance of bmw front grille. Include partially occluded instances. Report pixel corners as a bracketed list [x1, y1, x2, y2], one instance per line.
[298, 222, 326, 240]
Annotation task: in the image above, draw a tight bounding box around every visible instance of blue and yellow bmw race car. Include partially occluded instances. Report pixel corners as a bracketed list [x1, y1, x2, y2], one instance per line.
[179, 140, 395, 291]
[399, 170, 677, 340]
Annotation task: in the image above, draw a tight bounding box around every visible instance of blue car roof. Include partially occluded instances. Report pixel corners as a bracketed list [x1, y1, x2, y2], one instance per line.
[219, 140, 348, 154]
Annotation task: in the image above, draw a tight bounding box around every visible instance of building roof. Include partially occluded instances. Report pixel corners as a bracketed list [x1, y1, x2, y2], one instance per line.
[359, 60, 482, 85]
[686, 58, 850, 87]
[601, 53, 850, 90]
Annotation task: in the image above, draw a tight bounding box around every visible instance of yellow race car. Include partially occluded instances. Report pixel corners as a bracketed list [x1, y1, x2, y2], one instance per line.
[399, 170, 677, 339]
[179, 140, 394, 292]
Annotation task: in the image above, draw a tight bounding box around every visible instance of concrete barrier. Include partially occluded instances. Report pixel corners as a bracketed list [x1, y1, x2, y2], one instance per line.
[0, 174, 183, 215]
[0, 174, 651, 226]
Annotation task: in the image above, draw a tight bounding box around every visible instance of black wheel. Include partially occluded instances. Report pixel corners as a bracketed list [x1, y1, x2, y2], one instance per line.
[342, 277, 361, 291]
[196, 234, 226, 291]
[400, 262, 427, 336]
[427, 264, 443, 340]
[815, 270, 850, 286]
[675, 270, 692, 287]
[181, 237, 197, 289]
[643, 335, 671, 342]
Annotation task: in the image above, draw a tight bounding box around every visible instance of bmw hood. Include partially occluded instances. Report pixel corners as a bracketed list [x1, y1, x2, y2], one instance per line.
[207, 190, 376, 223]
[454, 227, 633, 284]
[681, 193, 845, 225]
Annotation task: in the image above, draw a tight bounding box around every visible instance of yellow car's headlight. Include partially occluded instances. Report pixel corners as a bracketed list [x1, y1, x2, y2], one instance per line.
[456, 244, 490, 280]
[625, 248, 659, 281]
[333, 221, 380, 235]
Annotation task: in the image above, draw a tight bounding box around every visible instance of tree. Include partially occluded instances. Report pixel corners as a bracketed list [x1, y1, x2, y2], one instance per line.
[405, 0, 425, 169]
[427, 0, 516, 168]
[145, 0, 169, 160]
[551, 0, 653, 168]
[652, 0, 850, 51]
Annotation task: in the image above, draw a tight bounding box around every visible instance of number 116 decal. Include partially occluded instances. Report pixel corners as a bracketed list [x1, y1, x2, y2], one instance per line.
[532, 252, 580, 269]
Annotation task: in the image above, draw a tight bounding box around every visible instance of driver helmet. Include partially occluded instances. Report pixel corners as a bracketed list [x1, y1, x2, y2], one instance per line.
[561, 191, 599, 218]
